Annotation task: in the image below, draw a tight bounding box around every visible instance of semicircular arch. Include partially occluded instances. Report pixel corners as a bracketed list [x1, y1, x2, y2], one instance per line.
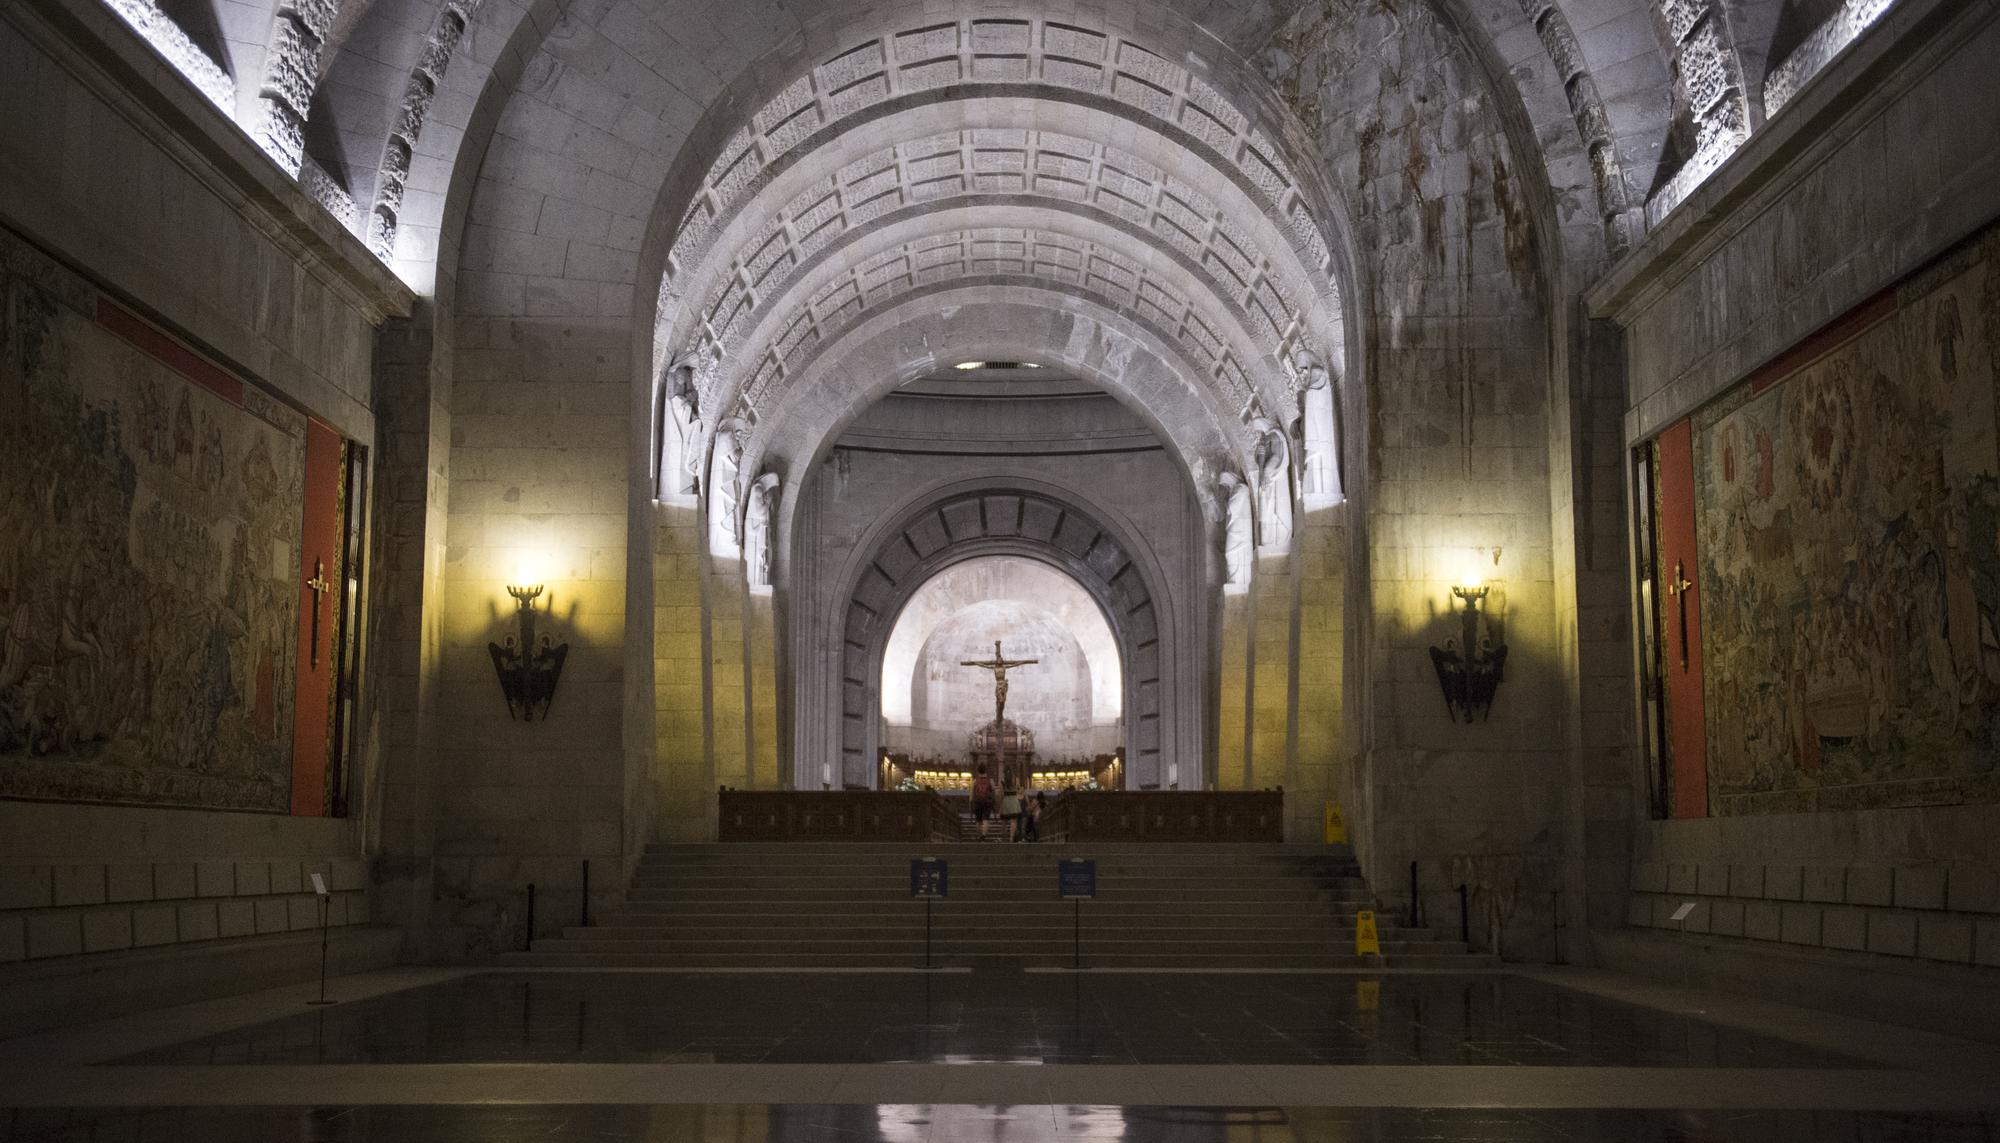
[800, 477, 1198, 793]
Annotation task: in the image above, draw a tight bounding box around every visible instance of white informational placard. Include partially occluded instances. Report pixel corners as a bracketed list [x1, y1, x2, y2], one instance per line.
[1669, 901, 1697, 922]
[310, 872, 329, 896]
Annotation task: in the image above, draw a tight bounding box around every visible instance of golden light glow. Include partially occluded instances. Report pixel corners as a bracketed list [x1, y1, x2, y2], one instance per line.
[509, 549, 552, 591]
[1453, 550, 1488, 592]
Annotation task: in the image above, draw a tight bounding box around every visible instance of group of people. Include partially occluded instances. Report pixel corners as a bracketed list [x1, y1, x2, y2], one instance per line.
[969, 764, 1045, 842]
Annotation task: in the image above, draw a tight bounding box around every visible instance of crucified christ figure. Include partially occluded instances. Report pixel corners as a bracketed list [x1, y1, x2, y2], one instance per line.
[960, 639, 1039, 725]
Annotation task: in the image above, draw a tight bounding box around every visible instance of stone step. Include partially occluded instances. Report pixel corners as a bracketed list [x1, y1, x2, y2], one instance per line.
[625, 875, 1370, 891]
[624, 887, 1352, 899]
[528, 937, 1473, 956]
[550, 843, 1484, 970]
[591, 907, 1399, 924]
[640, 850, 1361, 865]
[603, 900, 1383, 916]
[631, 866, 1366, 882]
[644, 845, 1358, 859]
[631, 858, 1365, 872]
[562, 923, 1443, 941]
[502, 951, 1495, 969]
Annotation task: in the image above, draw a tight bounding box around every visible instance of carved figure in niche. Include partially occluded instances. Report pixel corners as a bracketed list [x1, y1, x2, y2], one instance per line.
[1289, 347, 1342, 503]
[657, 360, 703, 499]
[1249, 416, 1293, 550]
[1218, 471, 1252, 593]
[707, 418, 747, 557]
[743, 471, 780, 592]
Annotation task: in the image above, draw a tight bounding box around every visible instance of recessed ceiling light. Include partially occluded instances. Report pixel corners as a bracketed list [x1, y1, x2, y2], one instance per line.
[953, 361, 985, 370]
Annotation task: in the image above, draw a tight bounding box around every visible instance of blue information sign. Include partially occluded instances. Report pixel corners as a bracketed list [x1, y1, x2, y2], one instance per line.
[1058, 858, 1097, 899]
[910, 857, 948, 898]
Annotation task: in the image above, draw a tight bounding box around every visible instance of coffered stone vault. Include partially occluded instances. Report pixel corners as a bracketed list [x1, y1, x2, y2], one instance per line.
[639, 28, 1354, 458]
[655, 122, 1342, 420]
[747, 293, 1252, 526]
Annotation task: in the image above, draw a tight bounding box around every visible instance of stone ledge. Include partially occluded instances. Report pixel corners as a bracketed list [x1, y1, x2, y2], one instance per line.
[1625, 890, 1998, 968]
[1, 0, 414, 322]
[1592, 927, 2000, 1046]
[1584, 0, 1984, 323]
[0, 925, 400, 1038]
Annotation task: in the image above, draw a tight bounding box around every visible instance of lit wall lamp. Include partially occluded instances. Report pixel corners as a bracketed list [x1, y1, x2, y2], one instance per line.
[488, 559, 569, 721]
[1428, 560, 1508, 723]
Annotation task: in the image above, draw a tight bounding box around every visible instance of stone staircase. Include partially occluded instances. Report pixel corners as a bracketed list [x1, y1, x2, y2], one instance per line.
[507, 843, 1496, 969]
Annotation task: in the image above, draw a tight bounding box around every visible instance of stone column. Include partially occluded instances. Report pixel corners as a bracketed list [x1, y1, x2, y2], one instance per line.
[653, 502, 708, 840]
[365, 305, 449, 958]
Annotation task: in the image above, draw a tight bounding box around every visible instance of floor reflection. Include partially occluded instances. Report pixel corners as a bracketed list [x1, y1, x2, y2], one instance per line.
[4, 1105, 1997, 1143]
[120, 972, 1869, 1068]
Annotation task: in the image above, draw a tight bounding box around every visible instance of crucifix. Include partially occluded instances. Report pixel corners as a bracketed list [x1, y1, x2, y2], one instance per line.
[305, 557, 331, 668]
[1664, 560, 1693, 671]
[960, 640, 1038, 725]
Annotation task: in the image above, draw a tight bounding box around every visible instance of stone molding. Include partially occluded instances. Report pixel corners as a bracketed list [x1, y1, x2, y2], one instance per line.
[12, 0, 413, 318]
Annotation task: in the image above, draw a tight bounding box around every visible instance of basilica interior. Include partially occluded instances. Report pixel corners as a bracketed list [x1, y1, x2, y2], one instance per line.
[2, 0, 1999, 1137]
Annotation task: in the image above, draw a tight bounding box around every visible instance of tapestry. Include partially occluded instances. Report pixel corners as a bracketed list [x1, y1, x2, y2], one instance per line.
[0, 232, 306, 811]
[1693, 228, 2000, 814]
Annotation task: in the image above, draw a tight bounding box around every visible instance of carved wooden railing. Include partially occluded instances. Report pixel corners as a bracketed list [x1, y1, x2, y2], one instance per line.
[717, 789, 959, 842]
[1038, 790, 1285, 843]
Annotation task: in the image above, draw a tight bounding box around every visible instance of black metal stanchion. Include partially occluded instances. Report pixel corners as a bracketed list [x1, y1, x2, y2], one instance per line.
[1073, 897, 1081, 970]
[1458, 883, 1470, 946]
[1409, 860, 1422, 927]
[307, 892, 335, 1006]
[524, 883, 536, 951]
[911, 856, 947, 969]
[580, 860, 591, 927]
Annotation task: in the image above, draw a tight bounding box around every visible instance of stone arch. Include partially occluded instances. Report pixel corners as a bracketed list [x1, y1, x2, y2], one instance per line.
[806, 484, 1192, 794]
[749, 289, 1252, 508]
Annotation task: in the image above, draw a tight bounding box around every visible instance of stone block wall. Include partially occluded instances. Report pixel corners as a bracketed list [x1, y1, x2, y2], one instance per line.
[1592, 0, 2000, 984]
[0, 858, 370, 963]
[1271, 0, 1573, 956]
[1623, 809, 2000, 969]
[0, 0, 403, 971]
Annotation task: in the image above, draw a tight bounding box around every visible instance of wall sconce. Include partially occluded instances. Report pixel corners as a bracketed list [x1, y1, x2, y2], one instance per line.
[1429, 574, 1508, 723]
[488, 579, 569, 721]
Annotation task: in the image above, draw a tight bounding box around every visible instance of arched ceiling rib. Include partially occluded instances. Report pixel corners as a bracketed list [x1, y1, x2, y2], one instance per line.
[747, 291, 1249, 503]
[639, 21, 1354, 456]
[717, 208, 1281, 421]
[660, 121, 1337, 376]
[658, 15, 1338, 286]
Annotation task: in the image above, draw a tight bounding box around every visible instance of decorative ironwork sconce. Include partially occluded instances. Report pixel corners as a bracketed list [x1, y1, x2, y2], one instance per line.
[488, 583, 569, 721]
[1429, 584, 1508, 722]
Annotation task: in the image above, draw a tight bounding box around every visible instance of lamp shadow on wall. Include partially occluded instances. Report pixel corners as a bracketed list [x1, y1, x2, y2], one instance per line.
[485, 584, 578, 722]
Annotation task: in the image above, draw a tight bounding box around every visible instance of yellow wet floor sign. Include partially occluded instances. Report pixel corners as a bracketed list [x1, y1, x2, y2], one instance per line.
[1354, 909, 1381, 955]
[1323, 802, 1346, 843]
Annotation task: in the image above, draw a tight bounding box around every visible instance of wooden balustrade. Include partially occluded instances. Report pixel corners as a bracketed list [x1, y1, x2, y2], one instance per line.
[1038, 790, 1284, 843]
[714, 788, 1286, 843]
[716, 789, 959, 842]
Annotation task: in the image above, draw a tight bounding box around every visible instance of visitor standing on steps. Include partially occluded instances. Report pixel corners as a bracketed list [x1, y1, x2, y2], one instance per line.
[971, 765, 995, 839]
[1000, 786, 1023, 842]
[1024, 792, 1043, 842]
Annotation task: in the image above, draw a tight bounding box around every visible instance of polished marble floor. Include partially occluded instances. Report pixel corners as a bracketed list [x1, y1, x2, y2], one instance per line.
[2, 967, 1995, 1142]
[120, 971, 1872, 1068]
[5, 1104, 2000, 1142]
